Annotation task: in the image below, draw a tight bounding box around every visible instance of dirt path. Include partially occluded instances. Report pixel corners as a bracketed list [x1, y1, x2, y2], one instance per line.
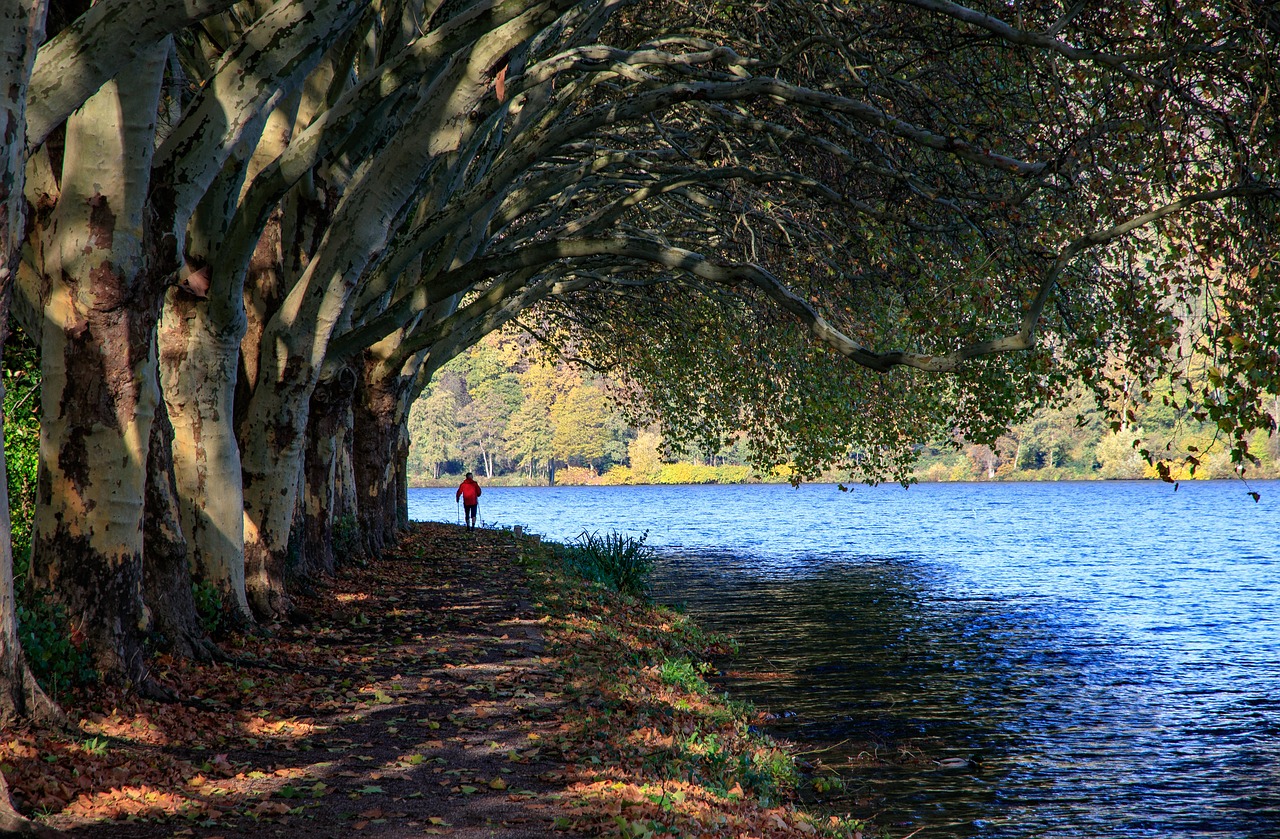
[11, 525, 569, 837]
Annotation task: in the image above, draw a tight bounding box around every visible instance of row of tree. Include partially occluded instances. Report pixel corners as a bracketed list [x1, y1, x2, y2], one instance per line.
[0, 3, 1277, 828]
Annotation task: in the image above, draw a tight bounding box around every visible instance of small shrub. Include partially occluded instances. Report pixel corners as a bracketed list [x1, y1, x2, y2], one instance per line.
[192, 580, 225, 634]
[333, 514, 362, 562]
[80, 736, 110, 756]
[739, 745, 800, 805]
[17, 596, 96, 698]
[563, 530, 655, 597]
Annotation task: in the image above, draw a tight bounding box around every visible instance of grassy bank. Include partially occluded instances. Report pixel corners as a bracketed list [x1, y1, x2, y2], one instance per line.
[0, 524, 878, 838]
[518, 531, 876, 838]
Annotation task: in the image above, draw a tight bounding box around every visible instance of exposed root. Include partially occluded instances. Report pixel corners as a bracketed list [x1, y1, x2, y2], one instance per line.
[166, 631, 227, 664]
[132, 676, 178, 703]
[0, 774, 58, 837]
[21, 667, 63, 730]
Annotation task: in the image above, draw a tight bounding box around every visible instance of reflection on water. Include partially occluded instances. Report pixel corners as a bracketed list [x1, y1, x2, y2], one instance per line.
[654, 552, 1280, 838]
[409, 481, 1280, 837]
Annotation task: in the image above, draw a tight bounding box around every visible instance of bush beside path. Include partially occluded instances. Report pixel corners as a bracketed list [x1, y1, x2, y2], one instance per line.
[0, 523, 873, 838]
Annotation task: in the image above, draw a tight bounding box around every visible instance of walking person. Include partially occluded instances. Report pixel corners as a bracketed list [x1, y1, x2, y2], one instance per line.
[456, 472, 482, 531]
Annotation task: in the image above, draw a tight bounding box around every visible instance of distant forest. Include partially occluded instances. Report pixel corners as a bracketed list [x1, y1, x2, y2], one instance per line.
[409, 334, 1280, 487]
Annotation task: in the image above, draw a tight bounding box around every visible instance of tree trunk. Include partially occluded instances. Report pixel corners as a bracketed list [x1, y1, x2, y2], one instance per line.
[352, 357, 408, 558]
[299, 367, 357, 578]
[0, 8, 61, 810]
[29, 48, 167, 684]
[0, 0, 58, 734]
[158, 289, 253, 625]
[396, 424, 409, 530]
[241, 435, 302, 622]
[143, 398, 221, 664]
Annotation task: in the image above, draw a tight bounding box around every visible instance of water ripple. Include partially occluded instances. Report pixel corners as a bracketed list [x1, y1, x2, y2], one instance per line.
[410, 480, 1280, 838]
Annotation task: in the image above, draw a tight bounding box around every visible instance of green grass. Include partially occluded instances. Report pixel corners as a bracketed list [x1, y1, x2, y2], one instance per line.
[658, 656, 710, 695]
[562, 530, 656, 597]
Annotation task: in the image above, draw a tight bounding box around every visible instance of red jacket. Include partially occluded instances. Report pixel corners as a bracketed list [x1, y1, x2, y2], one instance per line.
[456, 478, 481, 505]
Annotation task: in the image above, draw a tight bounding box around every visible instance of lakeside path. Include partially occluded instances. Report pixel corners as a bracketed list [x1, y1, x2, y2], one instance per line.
[3, 523, 866, 838]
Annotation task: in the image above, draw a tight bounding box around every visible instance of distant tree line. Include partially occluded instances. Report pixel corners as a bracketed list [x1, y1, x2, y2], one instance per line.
[406, 333, 756, 485]
[916, 390, 1280, 482]
[412, 335, 1280, 486]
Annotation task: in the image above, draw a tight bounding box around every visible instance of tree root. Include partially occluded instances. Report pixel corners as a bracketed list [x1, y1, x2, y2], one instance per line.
[0, 774, 60, 837]
[166, 631, 228, 664]
[132, 676, 178, 703]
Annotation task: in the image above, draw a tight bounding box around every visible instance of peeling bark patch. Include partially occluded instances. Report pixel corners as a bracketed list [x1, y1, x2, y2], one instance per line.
[281, 354, 305, 384]
[88, 260, 130, 309]
[36, 457, 52, 507]
[31, 526, 147, 680]
[268, 357, 310, 454]
[271, 418, 298, 454]
[61, 317, 129, 430]
[244, 538, 288, 622]
[57, 429, 92, 497]
[157, 293, 195, 380]
[55, 292, 161, 503]
[86, 191, 116, 252]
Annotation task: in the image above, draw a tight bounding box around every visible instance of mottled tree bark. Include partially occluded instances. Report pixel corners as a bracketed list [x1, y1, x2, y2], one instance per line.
[0, 13, 60, 827]
[158, 287, 254, 626]
[396, 423, 410, 530]
[299, 367, 357, 578]
[28, 46, 167, 684]
[352, 357, 410, 558]
[143, 397, 220, 662]
[25, 0, 240, 147]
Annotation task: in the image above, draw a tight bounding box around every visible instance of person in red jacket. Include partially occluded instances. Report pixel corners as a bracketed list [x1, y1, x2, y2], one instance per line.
[456, 472, 482, 530]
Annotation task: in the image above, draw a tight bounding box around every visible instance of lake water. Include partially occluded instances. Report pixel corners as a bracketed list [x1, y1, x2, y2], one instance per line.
[408, 481, 1280, 838]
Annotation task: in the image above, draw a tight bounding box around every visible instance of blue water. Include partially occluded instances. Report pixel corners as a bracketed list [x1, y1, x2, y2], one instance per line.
[408, 481, 1280, 837]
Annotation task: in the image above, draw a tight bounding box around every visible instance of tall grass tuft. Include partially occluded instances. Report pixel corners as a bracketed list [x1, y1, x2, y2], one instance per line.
[564, 530, 655, 597]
